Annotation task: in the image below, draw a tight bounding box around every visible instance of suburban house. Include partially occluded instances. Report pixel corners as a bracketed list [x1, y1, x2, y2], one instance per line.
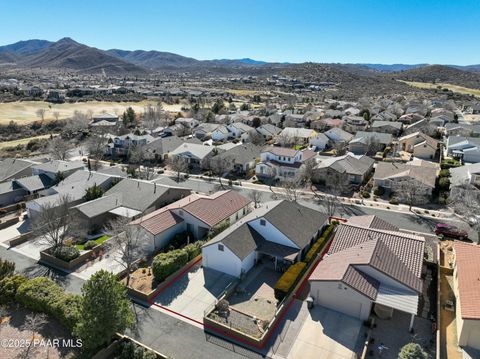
[311, 118, 345, 131]
[370, 120, 403, 135]
[449, 163, 480, 192]
[164, 124, 187, 137]
[175, 117, 199, 129]
[72, 179, 191, 233]
[0, 158, 36, 182]
[130, 190, 252, 252]
[452, 241, 480, 350]
[324, 127, 354, 146]
[256, 124, 282, 140]
[26, 170, 117, 219]
[309, 217, 425, 331]
[349, 131, 393, 155]
[343, 115, 369, 132]
[0, 174, 53, 207]
[445, 123, 480, 137]
[309, 133, 330, 151]
[211, 125, 230, 142]
[227, 122, 254, 139]
[370, 111, 397, 122]
[170, 143, 216, 170]
[202, 200, 329, 278]
[398, 113, 424, 125]
[31, 160, 85, 180]
[89, 113, 119, 128]
[208, 144, 261, 177]
[277, 127, 318, 145]
[447, 136, 480, 163]
[312, 153, 374, 188]
[397, 131, 439, 160]
[255, 146, 317, 183]
[194, 123, 223, 140]
[143, 136, 201, 162]
[107, 134, 155, 158]
[373, 162, 437, 201]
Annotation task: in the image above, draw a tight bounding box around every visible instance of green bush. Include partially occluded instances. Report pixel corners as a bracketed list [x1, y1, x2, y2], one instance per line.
[373, 187, 385, 196]
[441, 159, 461, 169]
[360, 191, 370, 198]
[438, 177, 450, 190]
[389, 197, 399, 205]
[0, 258, 15, 280]
[152, 249, 189, 282]
[439, 169, 450, 178]
[16, 277, 82, 330]
[53, 245, 80, 262]
[118, 340, 157, 359]
[0, 274, 27, 304]
[183, 241, 205, 260]
[83, 240, 98, 250]
[304, 225, 335, 263]
[274, 262, 306, 301]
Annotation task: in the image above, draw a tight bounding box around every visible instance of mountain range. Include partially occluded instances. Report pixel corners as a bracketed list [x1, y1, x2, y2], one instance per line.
[1, 38, 480, 90]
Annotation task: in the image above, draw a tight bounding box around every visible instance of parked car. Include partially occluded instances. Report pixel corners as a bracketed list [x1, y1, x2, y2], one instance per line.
[434, 223, 468, 240]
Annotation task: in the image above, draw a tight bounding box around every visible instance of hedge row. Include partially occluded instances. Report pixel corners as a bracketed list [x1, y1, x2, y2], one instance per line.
[274, 262, 306, 301]
[304, 224, 335, 264]
[152, 241, 205, 282]
[15, 277, 82, 330]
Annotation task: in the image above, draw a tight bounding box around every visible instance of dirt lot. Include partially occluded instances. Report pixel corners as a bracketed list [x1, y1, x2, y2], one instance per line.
[0, 306, 78, 359]
[400, 80, 480, 98]
[0, 100, 184, 124]
[0, 134, 55, 149]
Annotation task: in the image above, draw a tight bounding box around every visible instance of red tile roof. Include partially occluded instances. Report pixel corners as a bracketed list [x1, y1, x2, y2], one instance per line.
[454, 241, 480, 320]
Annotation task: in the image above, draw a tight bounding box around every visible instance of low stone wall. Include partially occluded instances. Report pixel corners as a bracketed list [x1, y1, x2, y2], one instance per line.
[0, 216, 19, 230]
[8, 231, 33, 247]
[127, 255, 202, 303]
[39, 237, 115, 272]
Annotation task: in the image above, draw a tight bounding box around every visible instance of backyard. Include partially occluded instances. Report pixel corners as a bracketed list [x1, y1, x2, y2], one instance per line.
[74, 234, 111, 250]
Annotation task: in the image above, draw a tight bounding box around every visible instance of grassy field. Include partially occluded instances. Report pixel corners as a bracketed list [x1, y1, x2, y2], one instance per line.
[0, 134, 55, 149]
[0, 100, 185, 125]
[399, 80, 480, 97]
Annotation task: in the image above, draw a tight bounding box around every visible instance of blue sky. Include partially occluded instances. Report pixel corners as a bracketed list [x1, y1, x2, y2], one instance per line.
[1, 0, 479, 65]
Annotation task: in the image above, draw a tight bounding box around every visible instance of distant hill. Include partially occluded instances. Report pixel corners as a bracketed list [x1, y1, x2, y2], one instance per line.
[359, 63, 428, 72]
[0, 51, 18, 64]
[107, 49, 201, 69]
[0, 38, 147, 75]
[0, 39, 53, 55]
[391, 64, 480, 89]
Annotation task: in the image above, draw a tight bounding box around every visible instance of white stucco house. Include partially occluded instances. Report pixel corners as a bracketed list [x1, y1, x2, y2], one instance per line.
[202, 200, 329, 278]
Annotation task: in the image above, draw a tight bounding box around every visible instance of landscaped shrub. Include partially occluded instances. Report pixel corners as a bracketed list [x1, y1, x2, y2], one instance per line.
[53, 245, 80, 262]
[441, 159, 461, 169]
[0, 274, 27, 304]
[360, 191, 370, 198]
[0, 258, 15, 280]
[438, 177, 450, 191]
[183, 241, 205, 260]
[15, 277, 82, 330]
[274, 262, 306, 301]
[169, 231, 193, 249]
[439, 169, 450, 178]
[83, 240, 98, 250]
[389, 197, 399, 205]
[373, 187, 385, 196]
[117, 340, 157, 359]
[304, 225, 335, 263]
[152, 249, 189, 282]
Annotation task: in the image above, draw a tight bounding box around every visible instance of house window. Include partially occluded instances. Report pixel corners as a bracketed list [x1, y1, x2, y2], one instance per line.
[218, 244, 224, 251]
[260, 219, 266, 226]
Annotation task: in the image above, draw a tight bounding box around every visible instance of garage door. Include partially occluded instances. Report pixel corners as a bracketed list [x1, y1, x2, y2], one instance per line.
[316, 289, 363, 319]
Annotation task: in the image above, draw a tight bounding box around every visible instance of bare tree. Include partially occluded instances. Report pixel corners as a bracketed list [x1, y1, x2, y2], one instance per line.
[248, 191, 262, 209]
[128, 144, 145, 165]
[276, 132, 292, 147]
[48, 136, 72, 161]
[30, 194, 86, 251]
[249, 130, 265, 146]
[86, 133, 108, 170]
[299, 158, 317, 188]
[209, 155, 233, 188]
[62, 111, 90, 139]
[395, 179, 429, 210]
[449, 183, 480, 237]
[20, 313, 48, 358]
[365, 136, 381, 155]
[36, 108, 47, 122]
[106, 216, 145, 287]
[168, 156, 189, 182]
[281, 180, 302, 202]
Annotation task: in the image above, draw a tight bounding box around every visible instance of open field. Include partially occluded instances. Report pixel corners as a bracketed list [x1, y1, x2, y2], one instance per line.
[399, 80, 480, 97]
[0, 134, 55, 149]
[0, 100, 184, 125]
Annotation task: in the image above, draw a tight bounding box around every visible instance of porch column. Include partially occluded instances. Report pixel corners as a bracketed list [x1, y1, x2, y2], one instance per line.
[409, 313, 415, 332]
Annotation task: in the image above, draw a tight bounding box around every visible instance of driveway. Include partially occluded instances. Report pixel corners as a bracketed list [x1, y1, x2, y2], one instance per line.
[151, 262, 236, 324]
[0, 219, 31, 245]
[288, 305, 364, 359]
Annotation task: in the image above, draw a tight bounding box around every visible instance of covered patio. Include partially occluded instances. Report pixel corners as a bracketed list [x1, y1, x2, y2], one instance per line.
[256, 240, 300, 273]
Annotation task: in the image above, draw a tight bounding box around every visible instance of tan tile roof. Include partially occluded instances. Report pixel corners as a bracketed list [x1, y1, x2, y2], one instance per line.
[454, 241, 480, 320]
[347, 215, 399, 231]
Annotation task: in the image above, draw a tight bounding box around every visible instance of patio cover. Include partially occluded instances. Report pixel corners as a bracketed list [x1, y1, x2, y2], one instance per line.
[375, 284, 419, 315]
[257, 240, 299, 261]
[108, 206, 142, 218]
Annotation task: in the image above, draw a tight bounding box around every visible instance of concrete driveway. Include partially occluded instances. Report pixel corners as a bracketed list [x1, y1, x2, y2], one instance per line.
[288, 305, 363, 359]
[0, 219, 31, 246]
[151, 262, 236, 324]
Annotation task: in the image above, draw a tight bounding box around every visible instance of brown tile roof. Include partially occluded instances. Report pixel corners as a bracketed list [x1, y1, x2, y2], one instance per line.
[454, 241, 480, 320]
[328, 224, 425, 278]
[347, 215, 399, 231]
[181, 190, 251, 227]
[136, 210, 183, 236]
